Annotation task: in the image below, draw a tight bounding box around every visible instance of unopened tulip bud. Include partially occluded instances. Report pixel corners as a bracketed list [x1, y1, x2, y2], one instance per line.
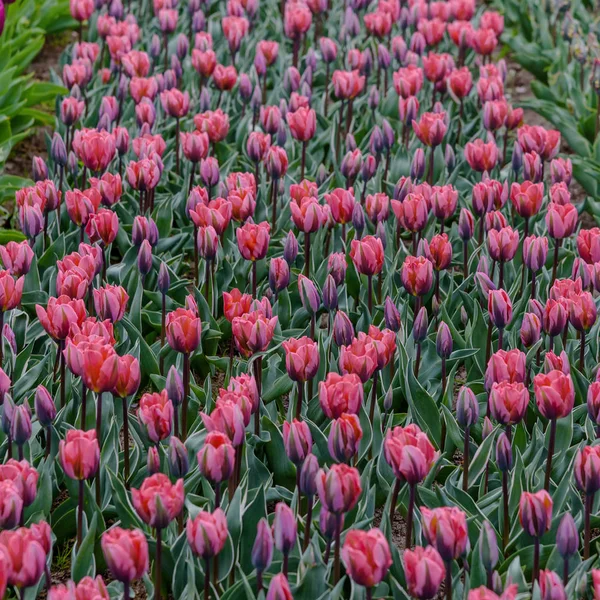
[158, 262, 170, 295]
[479, 521, 499, 573]
[168, 437, 189, 478]
[511, 142, 522, 174]
[51, 133, 68, 167]
[316, 164, 328, 187]
[496, 432, 512, 472]
[458, 208, 474, 241]
[284, 231, 298, 264]
[488, 289, 512, 328]
[456, 386, 479, 429]
[251, 518, 274, 573]
[138, 240, 153, 276]
[299, 453, 319, 497]
[273, 502, 297, 554]
[352, 203, 365, 237]
[147, 446, 160, 474]
[556, 513, 578, 558]
[361, 155, 377, 182]
[482, 416, 493, 440]
[32, 156, 48, 182]
[393, 176, 412, 202]
[166, 366, 184, 407]
[35, 385, 56, 427]
[283, 419, 312, 465]
[298, 275, 320, 314]
[346, 134, 357, 152]
[333, 310, 354, 347]
[436, 323, 453, 359]
[369, 125, 383, 156]
[269, 258, 290, 295]
[384, 387, 393, 412]
[375, 221, 387, 249]
[413, 306, 428, 343]
[384, 297, 401, 332]
[199, 87, 211, 111]
[410, 148, 425, 180]
[11, 403, 32, 446]
[520, 312, 541, 348]
[368, 86, 380, 113]
[323, 274, 338, 312]
[328, 414, 362, 463]
[461, 307, 468, 327]
[239, 74, 252, 102]
[2, 394, 14, 435]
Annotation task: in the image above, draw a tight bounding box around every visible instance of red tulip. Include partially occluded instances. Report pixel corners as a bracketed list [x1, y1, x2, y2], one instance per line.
[282, 336, 319, 382]
[202, 400, 246, 446]
[287, 107, 316, 142]
[187, 508, 228, 559]
[412, 112, 447, 147]
[138, 390, 173, 443]
[0, 527, 46, 589]
[0, 480, 23, 529]
[484, 349, 526, 390]
[534, 370, 574, 420]
[341, 528, 392, 588]
[316, 463, 362, 514]
[166, 307, 202, 354]
[231, 310, 278, 357]
[350, 235, 384, 276]
[339, 336, 378, 383]
[236, 221, 270, 261]
[384, 424, 438, 484]
[0, 242, 34, 277]
[197, 431, 236, 483]
[421, 506, 468, 561]
[93, 284, 129, 323]
[80, 342, 118, 393]
[489, 381, 528, 425]
[404, 546, 445, 599]
[519, 490, 553, 537]
[510, 181, 544, 218]
[0, 459, 39, 507]
[194, 109, 230, 143]
[101, 527, 149, 584]
[59, 429, 100, 480]
[131, 473, 184, 529]
[36, 296, 86, 340]
[0, 271, 24, 312]
[487, 226, 519, 262]
[464, 138, 498, 172]
[401, 256, 433, 296]
[318, 372, 363, 419]
[223, 288, 252, 322]
[290, 196, 327, 233]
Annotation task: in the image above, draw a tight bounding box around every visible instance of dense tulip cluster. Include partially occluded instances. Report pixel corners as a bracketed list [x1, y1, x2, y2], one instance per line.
[1, 0, 600, 597]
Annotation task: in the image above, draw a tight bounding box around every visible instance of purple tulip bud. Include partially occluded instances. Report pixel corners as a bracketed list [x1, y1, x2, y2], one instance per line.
[298, 275, 320, 314]
[556, 513, 578, 558]
[147, 446, 160, 475]
[305, 48, 317, 71]
[316, 164, 328, 187]
[352, 203, 365, 236]
[410, 148, 425, 180]
[97, 114, 111, 133]
[239, 74, 252, 102]
[456, 386, 479, 429]
[511, 142, 523, 174]
[192, 10, 205, 32]
[479, 521, 499, 572]
[32, 156, 48, 182]
[377, 43, 390, 69]
[369, 125, 383, 156]
[199, 87, 211, 112]
[276, 123, 287, 147]
[384, 387, 393, 412]
[188, 0, 201, 15]
[273, 502, 297, 554]
[319, 506, 339, 540]
[346, 134, 357, 153]
[300, 71, 313, 93]
[436, 322, 453, 359]
[299, 453, 319, 497]
[482, 416, 493, 440]
[458, 208, 474, 241]
[496, 432, 512, 472]
[445, 144, 456, 172]
[283, 231, 298, 264]
[157, 262, 171, 295]
[412, 306, 428, 343]
[68, 151, 79, 177]
[2, 394, 14, 435]
[70, 85, 82, 100]
[384, 297, 401, 332]
[168, 436, 189, 478]
[431, 295, 440, 318]
[333, 310, 354, 347]
[360, 155, 377, 182]
[200, 157, 219, 188]
[368, 86, 380, 113]
[51, 133, 67, 166]
[410, 31, 426, 55]
[328, 414, 362, 463]
[520, 312, 541, 348]
[109, 0, 123, 18]
[175, 33, 189, 60]
[137, 240, 153, 276]
[323, 274, 338, 312]
[35, 385, 56, 427]
[284, 67, 301, 93]
[461, 307, 468, 327]
[11, 403, 32, 447]
[393, 176, 412, 201]
[382, 119, 394, 150]
[252, 518, 274, 572]
[476, 272, 497, 299]
[166, 366, 184, 407]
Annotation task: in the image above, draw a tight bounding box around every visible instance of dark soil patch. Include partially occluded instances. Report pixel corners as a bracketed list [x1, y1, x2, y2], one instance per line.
[373, 506, 407, 551]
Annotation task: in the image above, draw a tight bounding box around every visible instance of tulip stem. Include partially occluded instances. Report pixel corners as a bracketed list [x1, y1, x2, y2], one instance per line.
[531, 270, 536, 300]
[366, 589, 373, 600]
[445, 561, 452, 600]
[463, 240, 468, 279]
[369, 370, 378, 424]
[60, 340, 66, 410]
[193, 225, 199, 286]
[123, 580, 130, 600]
[389, 479, 400, 524]
[271, 178, 278, 232]
[580, 329, 586, 372]
[562, 556, 569, 586]
[304, 233, 311, 277]
[77, 478, 84, 549]
[414, 343, 421, 378]
[584, 492, 593, 559]
[301, 141, 307, 180]
[551, 239, 560, 286]
[254, 357, 262, 436]
[175, 118, 180, 175]
[155, 528, 162, 600]
[303, 496, 313, 550]
[123, 395, 130, 486]
[367, 275, 373, 313]
[188, 162, 196, 197]
[256, 570, 263, 594]
[462, 427, 470, 492]
[333, 513, 342, 584]
[427, 147, 435, 185]
[215, 482, 221, 509]
[160, 293, 166, 376]
[544, 418, 557, 492]
[405, 483, 416, 549]
[498, 327, 503, 351]
[252, 261, 258, 297]
[502, 470, 509, 551]
[296, 381, 303, 420]
[46, 425, 51, 458]
[485, 321, 493, 365]
[182, 353, 190, 440]
[532, 537, 540, 583]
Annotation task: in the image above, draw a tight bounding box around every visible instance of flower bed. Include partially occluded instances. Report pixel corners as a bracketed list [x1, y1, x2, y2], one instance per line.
[0, 0, 598, 598]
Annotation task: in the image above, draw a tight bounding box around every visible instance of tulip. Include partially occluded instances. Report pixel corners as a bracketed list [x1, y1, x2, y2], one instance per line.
[282, 419, 312, 467]
[252, 518, 273, 592]
[101, 527, 149, 598]
[401, 256, 433, 299]
[0, 527, 47, 592]
[456, 386, 478, 490]
[273, 502, 296, 575]
[479, 521, 499, 587]
[269, 257, 290, 298]
[556, 513, 578, 584]
[138, 390, 173, 445]
[0, 479, 23, 528]
[59, 429, 100, 547]
[489, 381, 528, 427]
[488, 289, 512, 351]
[384, 424, 438, 545]
[283, 336, 319, 417]
[236, 221, 270, 293]
[484, 349, 527, 391]
[328, 413, 362, 464]
[266, 574, 293, 600]
[0, 241, 34, 277]
[574, 445, 600, 559]
[341, 528, 392, 593]
[519, 490, 553, 582]
[404, 545, 445, 599]
[534, 369, 574, 490]
[350, 236, 384, 311]
[316, 464, 361, 582]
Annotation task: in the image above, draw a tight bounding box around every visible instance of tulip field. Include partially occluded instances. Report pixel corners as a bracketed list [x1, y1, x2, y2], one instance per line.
[2, 0, 600, 597]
